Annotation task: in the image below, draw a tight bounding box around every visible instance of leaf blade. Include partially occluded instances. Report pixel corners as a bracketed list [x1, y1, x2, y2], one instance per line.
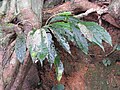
[71, 24, 88, 54]
[15, 33, 26, 63]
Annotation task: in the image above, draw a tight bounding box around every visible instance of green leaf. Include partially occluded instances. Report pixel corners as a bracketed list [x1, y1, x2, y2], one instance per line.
[55, 32, 71, 54]
[58, 11, 72, 16]
[15, 33, 26, 63]
[78, 21, 112, 51]
[57, 61, 64, 82]
[102, 58, 111, 67]
[50, 22, 71, 31]
[49, 22, 74, 42]
[27, 29, 49, 65]
[50, 16, 66, 23]
[54, 55, 60, 67]
[92, 35, 104, 50]
[47, 33, 57, 67]
[27, 29, 41, 62]
[54, 56, 64, 82]
[77, 23, 93, 42]
[53, 54, 64, 82]
[71, 24, 88, 54]
[52, 84, 64, 90]
[49, 24, 71, 54]
[49, 12, 72, 24]
[82, 22, 112, 45]
[68, 16, 81, 24]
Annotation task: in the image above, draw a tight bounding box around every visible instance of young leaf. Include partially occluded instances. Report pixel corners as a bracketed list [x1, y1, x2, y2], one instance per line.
[71, 24, 88, 54]
[15, 33, 26, 63]
[49, 12, 71, 24]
